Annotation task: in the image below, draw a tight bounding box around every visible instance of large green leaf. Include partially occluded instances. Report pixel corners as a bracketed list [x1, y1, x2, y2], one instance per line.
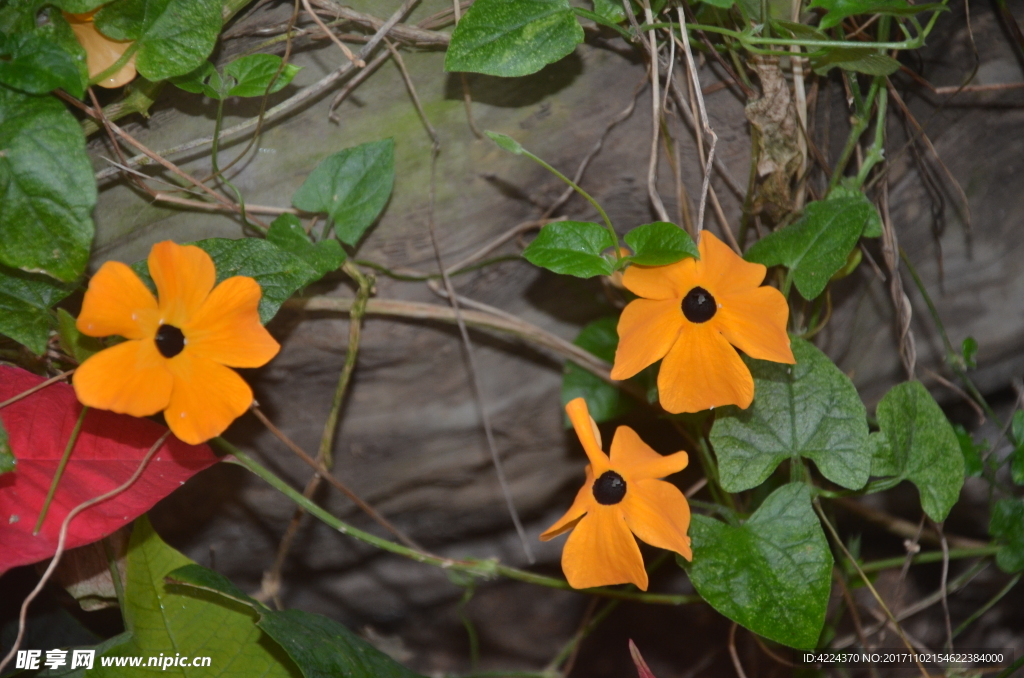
[92, 516, 301, 677]
[0, 86, 95, 282]
[0, 264, 76, 355]
[168, 564, 426, 678]
[745, 197, 876, 300]
[522, 221, 615, 278]
[561, 317, 632, 423]
[685, 483, 832, 649]
[268, 214, 346, 278]
[990, 497, 1024, 573]
[623, 222, 699, 266]
[809, 0, 944, 29]
[171, 54, 302, 99]
[291, 139, 395, 247]
[710, 338, 871, 492]
[94, 0, 221, 80]
[444, 0, 585, 77]
[0, 32, 83, 96]
[873, 381, 965, 521]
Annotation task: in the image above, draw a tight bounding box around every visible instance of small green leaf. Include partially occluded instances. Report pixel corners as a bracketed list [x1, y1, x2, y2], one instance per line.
[827, 184, 882, 237]
[746, 197, 876, 300]
[292, 139, 395, 247]
[809, 0, 944, 29]
[710, 337, 871, 492]
[623, 222, 699, 266]
[810, 48, 901, 77]
[168, 564, 426, 678]
[0, 264, 77, 355]
[685, 483, 832, 649]
[989, 497, 1024, 573]
[0, 32, 84, 97]
[224, 54, 302, 97]
[592, 0, 627, 22]
[561, 317, 632, 424]
[874, 381, 964, 521]
[57, 308, 105, 364]
[522, 221, 615, 278]
[444, 0, 585, 77]
[485, 130, 525, 155]
[962, 336, 978, 369]
[0, 85, 95, 282]
[168, 60, 222, 98]
[267, 214, 346, 278]
[51, 0, 109, 12]
[0, 417, 14, 476]
[771, 19, 828, 40]
[952, 424, 985, 478]
[94, 0, 222, 80]
[1010, 411, 1024, 485]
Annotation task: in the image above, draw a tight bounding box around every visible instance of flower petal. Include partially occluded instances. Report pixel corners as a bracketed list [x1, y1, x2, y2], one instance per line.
[72, 340, 173, 417]
[566, 398, 609, 473]
[164, 352, 253, 445]
[622, 479, 692, 560]
[716, 286, 795, 364]
[540, 466, 595, 541]
[562, 506, 648, 590]
[184, 277, 280, 368]
[610, 298, 684, 381]
[657, 323, 754, 412]
[66, 14, 137, 88]
[696, 231, 767, 298]
[148, 241, 216, 328]
[77, 261, 159, 340]
[622, 258, 699, 300]
[609, 426, 688, 482]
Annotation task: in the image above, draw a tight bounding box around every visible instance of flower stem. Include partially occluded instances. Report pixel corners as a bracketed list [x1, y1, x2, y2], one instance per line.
[87, 43, 139, 88]
[34, 406, 88, 534]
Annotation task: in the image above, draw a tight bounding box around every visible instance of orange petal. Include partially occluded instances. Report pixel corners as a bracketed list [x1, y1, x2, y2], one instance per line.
[164, 351, 253, 445]
[716, 286, 795, 364]
[148, 241, 216, 328]
[184, 277, 280, 368]
[565, 398, 609, 473]
[657, 323, 754, 413]
[66, 15, 137, 88]
[77, 261, 159, 340]
[622, 258, 699, 300]
[72, 340, 173, 417]
[609, 426, 688, 482]
[540, 466, 596, 541]
[562, 507, 648, 590]
[696, 231, 767, 298]
[622, 479, 692, 560]
[610, 298, 684, 380]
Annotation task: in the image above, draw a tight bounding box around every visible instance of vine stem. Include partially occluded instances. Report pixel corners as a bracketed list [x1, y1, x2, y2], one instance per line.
[34, 406, 88, 534]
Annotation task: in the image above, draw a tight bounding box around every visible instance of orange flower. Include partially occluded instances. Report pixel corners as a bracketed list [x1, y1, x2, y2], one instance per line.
[610, 230, 794, 413]
[540, 398, 692, 591]
[66, 10, 137, 88]
[72, 241, 280, 445]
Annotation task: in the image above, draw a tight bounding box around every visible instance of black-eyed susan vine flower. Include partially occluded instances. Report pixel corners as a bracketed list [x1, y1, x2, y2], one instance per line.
[540, 398, 691, 591]
[72, 241, 280, 445]
[65, 10, 137, 88]
[610, 230, 795, 413]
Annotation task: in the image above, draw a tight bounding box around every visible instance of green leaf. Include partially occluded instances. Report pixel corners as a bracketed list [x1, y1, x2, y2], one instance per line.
[0, 264, 76, 355]
[961, 336, 978, 369]
[873, 381, 964, 521]
[291, 139, 395, 247]
[94, 0, 221, 80]
[1010, 411, 1024, 485]
[809, 0, 944, 29]
[57, 308, 105, 364]
[827, 184, 882, 237]
[746, 197, 876, 300]
[485, 130, 525, 155]
[224, 54, 302, 97]
[710, 337, 871, 492]
[0, 416, 14, 476]
[952, 424, 985, 478]
[444, 0, 585, 77]
[51, 0, 109, 12]
[685, 483, 832, 649]
[93, 516, 301, 677]
[167, 60, 222, 98]
[267, 214, 346, 278]
[168, 564, 426, 678]
[810, 48, 901, 77]
[0, 32, 83, 96]
[0, 85, 95, 282]
[561, 317, 632, 423]
[771, 19, 828, 40]
[522, 221, 614, 278]
[592, 0, 627, 22]
[989, 497, 1024, 573]
[623, 222, 699, 266]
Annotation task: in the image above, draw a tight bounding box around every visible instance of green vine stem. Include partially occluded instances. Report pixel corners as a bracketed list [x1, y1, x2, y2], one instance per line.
[34, 406, 89, 534]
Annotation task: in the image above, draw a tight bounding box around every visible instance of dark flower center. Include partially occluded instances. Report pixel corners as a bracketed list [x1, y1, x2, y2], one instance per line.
[155, 324, 185, 358]
[681, 286, 717, 323]
[593, 471, 627, 505]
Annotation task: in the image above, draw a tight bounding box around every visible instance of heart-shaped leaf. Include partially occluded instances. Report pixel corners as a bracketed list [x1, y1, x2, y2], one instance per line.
[267, 214, 346, 278]
[623, 222, 699, 266]
[523, 221, 615, 278]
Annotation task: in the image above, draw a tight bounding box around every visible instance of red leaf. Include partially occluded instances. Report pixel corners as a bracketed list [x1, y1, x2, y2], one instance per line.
[0, 365, 220, 576]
